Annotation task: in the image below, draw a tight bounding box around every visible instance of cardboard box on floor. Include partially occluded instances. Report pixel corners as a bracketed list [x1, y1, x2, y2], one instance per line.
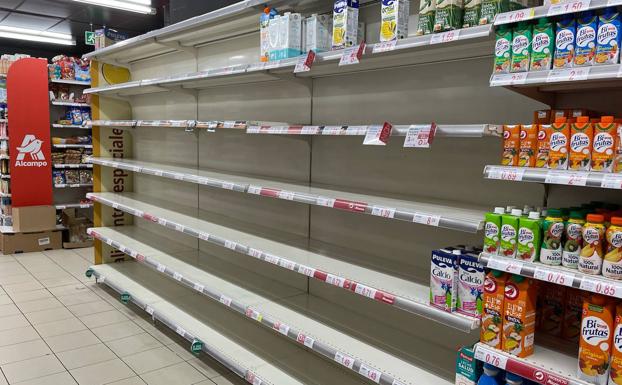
[62, 208, 93, 249]
[0, 230, 62, 254]
[12, 205, 56, 232]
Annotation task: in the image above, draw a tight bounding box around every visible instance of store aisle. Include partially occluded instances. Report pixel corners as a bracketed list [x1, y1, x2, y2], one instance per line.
[0, 248, 245, 385]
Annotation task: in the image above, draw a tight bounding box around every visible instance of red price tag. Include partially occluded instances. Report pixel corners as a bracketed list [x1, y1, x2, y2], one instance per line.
[490, 167, 525, 181]
[547, 0, 590, 15]
[294, 50, 315, 73]
[474, 346, 508, 369]
[430, 30, 461, 44]
[404, 124, 435, 148]
[363, 122, 393, 145]
[339, 43, 366, 66]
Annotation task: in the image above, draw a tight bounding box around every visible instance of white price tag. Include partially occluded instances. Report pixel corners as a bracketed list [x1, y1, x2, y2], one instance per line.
[273, 322, 290, 336]
[198, 233, 210, 241]
[157, 218, 167, 226]
[363, 124, 392, 146]
[278, 259, 296, 271]
[487, 258, 523, 274]
[193, 283, 204, 292]
[322, 126, 344, 135]
[301, 126, 320, 135]
[372, 40, 397, 53]
[245, 373, 262, 385]
[494, 8, 536, 24]
[248, 185, 262, 195]
[294, 50, 315, 73]
[404, 124, 434, 148]
[474, 347, 508, 369]
[339, 43, 365, 66]
[601, 174, 622, 189]
[547, 0, 590, 16]
[112, 203, 119, 209]
[173, 173, 184, 180]
[157, 264, 166, 272]
[316, 197, 336, 207]
[534, 267, 575, 287]
[248, 248, 262, 258]
[221, 182, 235, 190]
[489, 167, 525, 181]
[173, 272, 182, 281]
[545, 171, 588, 186]
[413, 213, 441, 227]
[334, 352, 355, 369]
[354, 284, 378, 299]
[277, 191, 295, 201]
[371, 206, 396, 218]
[580, 278, 620, 297]
[224, 240, 237, 250]
[296, 333, 315, 348]
[154, 170, 164, 177]
[264, 254, 280, 265]
[298, 265, 316, 278]
[326, 274, 345, 288]
[145, 306, 154, 315]
[346, 126, 368, 135]
[490, 72, 528, 86]
[547, 67, 590, 83]
[430, 29, 461, 44]
[175, 326, 186, 337]
[219, 295, 232, 306]
[174, 224, 185, 232]
[246, 308, 262, 321]
[359, 364, 381, 383]
[246, 126, 260, 134]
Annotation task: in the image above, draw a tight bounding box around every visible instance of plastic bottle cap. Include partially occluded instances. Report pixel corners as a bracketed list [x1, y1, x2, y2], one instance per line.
[512, 275, 526, 283]
[494, 207, 505, 214]
[511, 209, 523, 216]
[576, 116, 590, 123]
[586, 213, 605, 223]
[491, 270, 505, 278]
[528, 211, 540, 219]
[612, 217, 622, 226]
[547, 208, 562, 217]
[506, 372, 523, 382]
[570, 211, 584, 220]
[554, 116, 567, 124]
[506, 205, 516, 212]
[602, 116, 615, 123]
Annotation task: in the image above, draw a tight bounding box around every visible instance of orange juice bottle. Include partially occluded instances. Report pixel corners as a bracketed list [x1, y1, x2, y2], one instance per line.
[578, 294, 614, 385]
[549, 117, 570, 169]
[502, 125, 520, 166]
[610, 303, 622, 385]
[569, 116, 594, 171]
[564, 288, 587, 343]
[536, 124, 551, 168]
[519, 124, 538, 167]
[614, 123, 622, 173]
[591, 116, 618, 172]
[502, 275, 537, 358]
[481, 270, 506, 350]
[604, 217, 622, 280]
[579, 214, 607, 275]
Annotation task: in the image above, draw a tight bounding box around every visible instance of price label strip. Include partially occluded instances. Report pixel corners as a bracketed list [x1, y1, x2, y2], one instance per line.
[533, 267, 575, 287]
[580, 277, 621, 298]
[544, 170, 588, 186]
[474, 345, 508, 370]
[601, 173, 622, 189]
[430, 29, 461, 45]
[339, 43, 366, 66]
[486, 257, 523, 274]
[546, 67, 591, 83]
[547, 0, 590, 16]
[488, 167, 525, 182]
[489, 72, 528, 86]
[494, 8, 536, 24]
[372, 40, 397, 53]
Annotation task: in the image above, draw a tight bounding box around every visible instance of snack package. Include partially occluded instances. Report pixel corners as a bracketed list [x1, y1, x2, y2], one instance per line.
[64, 170, 80, 184]
[79, 170, 93, 185]
[53, 171, 65, 185]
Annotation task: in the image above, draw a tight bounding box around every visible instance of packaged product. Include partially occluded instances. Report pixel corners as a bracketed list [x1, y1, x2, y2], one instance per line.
[517, 211, 541, 262]
[479, 0, 510, 25]
[502, 275, 537, 358]
[494, 26, 513, 74]
[540, 284, 565, 336]
[455, 347, 482, 385]
[563, 288, 585, 342]
[549, 117, 570, 169]
[595, 8, 622, 65]
[380, 0, 410, 41]
[569, 116, 594, 171]
[509, 0, 525, 11]
[540, 208, 564, 265]
[64, 170, 79, 185]
[74, 61, 90, 82]
[578, 294, 614, 385]
[260, 7, 277, 62]
[430, 248, 459, 312]
[332, 0, 360, 49]
[79, 170, 93, 185]
[579, 214, 607, 275]
[530, 18, 554, 71]
[552, 109, 569, 121]
[463, 0, 482, 28]
[592, 116, 618, 172]
[536, 124, 551, 168]
[499, 209, 522, 258]
[610, 303, 622, 385]
[553, 17, 577, 69]
[305, 14, 332, 53]
[481, 270, 507, 349]
[615, 124, 622, 173]
[604, 217, 622, 280]
[417, 0, 436, 35]
[511, 22, 532, 72]
[52, 171, 65, 185]
[534, 109, 551, 124]
[457, 253, 485, 318]
[484, 207, 505, 254]
[271, 12, 302, 60]
[502, 124, 520, 166]
[433, 0, 463, 32]
[563, 210, 585, 269]
[575, 12, 599, 67]
[518, 124, 538, 167]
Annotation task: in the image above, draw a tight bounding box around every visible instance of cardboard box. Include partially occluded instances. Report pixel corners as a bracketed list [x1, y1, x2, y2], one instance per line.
[12, 206, 56, 232]
[63, 241, 93, 249]
[0, 230, 61, 254]
[61, 208, 93, 248]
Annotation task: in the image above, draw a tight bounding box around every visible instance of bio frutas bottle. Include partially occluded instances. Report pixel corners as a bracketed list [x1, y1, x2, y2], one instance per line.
[604, 216, 622, 280]
[484, 207, 505, 254]
[499, 209, 522, 258]
[579, 214, 607, 275]
[563, 210, 586, 269]
[517, 211, 542, 262]
[578, 294, 614, 385]
[540, 208, 565, 265]
[609, 303, 622, 385]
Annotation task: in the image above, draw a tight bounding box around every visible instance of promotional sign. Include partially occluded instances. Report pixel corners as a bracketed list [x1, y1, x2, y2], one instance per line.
[7, 58, 53, 207]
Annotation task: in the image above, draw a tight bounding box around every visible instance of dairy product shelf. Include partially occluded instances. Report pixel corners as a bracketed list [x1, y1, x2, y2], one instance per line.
[88, 158, 486, 233]
[54, 202, 93, 210]
[50, 101, 90, 107]
[480, 252, 622, 299]
[50, 79, 91, 86]
[490, 64, 622, 91]
[474, 343, 589, 385]
[52, 144, 92, 149]
[86, 192, 480, 332]
[52, 124, 91, 129]
[88, 226, 452, 384]
[247, 124, 502, 137]
[483, 165, 622, 189]
[494, 0, 622, 25]
[54, 183, 93, 188]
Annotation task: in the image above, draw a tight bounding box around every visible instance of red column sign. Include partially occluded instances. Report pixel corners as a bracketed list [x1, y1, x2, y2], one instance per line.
[7, 58, 53, 207]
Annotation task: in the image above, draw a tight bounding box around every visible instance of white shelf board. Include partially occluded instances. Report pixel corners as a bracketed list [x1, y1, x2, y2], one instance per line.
[54, 183, 93, 188]
[53, 163, 92, 169]
[50, 78, 91, 86]
[88, 226, 452, 384]
[247, 123, 501, 137]
[50, 101, 90, 107]
[52, 124, 91, 129]
[53, 144, 92, 149]
[85, 192, 480, 332]
[484, 165, 622, 189]
[87, 119, 283, 131]
[89, 157, 486, 233]
[55, 203, 93, 210]
[494, 0, 622, 25]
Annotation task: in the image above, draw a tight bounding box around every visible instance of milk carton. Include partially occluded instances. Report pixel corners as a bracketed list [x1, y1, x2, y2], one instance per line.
[434, 0, 464, 32]
[332, 0, 360, 49]
[277, 12, 302, 60]
[455, 347, 482, 385]
[305, 14, 332, 53]
[260, 8, 277, 62]
[417, 0, 436, 35]
[380, 0, 410, 42]
[457, 253, 485, 318]
[430, 248, 459, 312]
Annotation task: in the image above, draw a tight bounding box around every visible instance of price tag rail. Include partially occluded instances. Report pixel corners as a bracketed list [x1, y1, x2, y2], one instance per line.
[490, 63, 622, 90]
[494, 0, 620, 26]
[484, 165, 622, 189]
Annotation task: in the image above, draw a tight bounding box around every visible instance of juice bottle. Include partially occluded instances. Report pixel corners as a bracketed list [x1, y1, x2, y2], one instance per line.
[494, 26, 512, 74]
[592, 116, 618, 172]
[518, 124, 538, 167]
[563, 210, 585, 269]
[595, 8, 622, 66]
[549, 117, 570, 170]
[502, 275, 537, 358]
[604, 217, 622, 280]
[430, 248, 459, 312]
[484, 207, 505, 254]
[457, 252, 485, 318]
[575, 11, 599, 67]
[612, 123, 622, 172]
[578, 294, 614, 385]
[481, 270, 507, 349]
[540, 209, 565, 265]
[536, 124, 551, 168]
[499, 209, 522, 258]
[517, 211, 542, 262]
[610, 303, 622, 385]
[554, 17, 576, 69]
[579, 214, 607, 275]
[502, 125, 520, 166]
[570, 116, 594, 171]
[564, 288, 586, 342]
[540, 283, 565, 336]
[530, 18, 554, 71]
[511, 22, 532, 73]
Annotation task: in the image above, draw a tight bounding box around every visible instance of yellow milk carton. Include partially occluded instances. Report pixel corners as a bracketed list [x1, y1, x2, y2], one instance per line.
[332, 0, 360, 49]
[380, 0, 410, 42]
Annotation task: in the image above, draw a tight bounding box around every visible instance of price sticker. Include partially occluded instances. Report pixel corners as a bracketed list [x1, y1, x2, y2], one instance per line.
[294, 50, 315, 73]
[580, 278, 619, 297]
[219, 295, 232, 306]
[545, 171, 588, 186]
[296, 333, 315, 348]
[404, 124, 435, 148]
[193, 283, 204, 292]
[173, 272, 183, 281]
[487, 258, 523, 274]
[534, 267, 575, 287]
[273, 322, 290, 336]
[145, 306, 154, 315]
[489, 72, 528, 86]
[316, 196, 336, 207]
[354, 284, 378, 299]
[494, 8, 536, 24]
[136, 254, 146, 262]
[430, 29, 461, 45]
[474, 347, 508, 369]
[157, 218, 167, 226]
[264, 254, 280, 265]
[198, 233, 210, 241]
[325, 274, 345, 288]
[175, 224, 185, 232]
[224, 240, 237, 250]
[322, 126, 344, 135]
[339, 43, 366, 66]
[246, 126, 260, 134]
[278, 259, 296, 271]
[221, 182, 235, 190]
[248, 248, 262, 259]
[245, 373, 262, 385]
[175, 326, 186, 337]
[301, 126, 320, 135]
[489, 167, 525, 181]
[156, 264, 166, 272]
[246, 308, 262, 322]
[173, 173, 184, 180]
[153, 170, 164, 177]
[359, 364, 381, 383]
[600, 174, 622, 189]
[413, 213, 441, 227]
[547, 67, 591, 82]
[371, 206, 396, 219]
[248, 185, 262, 195]
[363, 123, 393, 146]
[277, 191, 295, 201]
[372, 40, 397, 53]
[547, 0, 590, 16]
[334, 352, 355, 369]
[298, 265, 316, 278]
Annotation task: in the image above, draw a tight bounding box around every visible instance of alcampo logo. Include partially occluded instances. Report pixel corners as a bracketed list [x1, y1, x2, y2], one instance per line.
[15, 134, 48, 167]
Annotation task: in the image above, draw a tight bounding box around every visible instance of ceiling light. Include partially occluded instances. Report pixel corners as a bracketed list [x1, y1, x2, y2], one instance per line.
[0, 26, 75, 45]
[71, 0, 156, 14]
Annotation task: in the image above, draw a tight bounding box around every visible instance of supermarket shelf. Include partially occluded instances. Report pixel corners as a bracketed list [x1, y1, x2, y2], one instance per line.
[54, 202, 93, 210]
[89, 157, 487, 233]
[484, 165, 622, 189]
[52, 144, 92, 149]
[50, 78, 91, 86]
[52, 124, 91, 129]
[54, 183, 93, 188]
[53, 163, 92, 169]
[88, 226, 453, 384]
[88, 119, 283, 131]
[86, 192, 481, 332]
[480, 252, 622, 299]
[494, 0, 622, 26]
[247, 124, 501, 137]
[0, 174, 9, 179]
[50, 101, 90, 107]
[0, 192, 10, 198]
[474, 343, 590, 385]
[0, 155, 9, 160]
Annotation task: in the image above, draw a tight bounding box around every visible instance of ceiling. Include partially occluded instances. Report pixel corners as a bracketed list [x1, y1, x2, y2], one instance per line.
[0, 0, 168, 58]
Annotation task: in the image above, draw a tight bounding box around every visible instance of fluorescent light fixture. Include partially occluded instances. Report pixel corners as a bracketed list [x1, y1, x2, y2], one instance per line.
[71, 0, 156, 14]
[0, 26, 75, 45]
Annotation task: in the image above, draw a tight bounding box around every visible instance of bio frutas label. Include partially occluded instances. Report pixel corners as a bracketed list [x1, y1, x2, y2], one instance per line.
[553, 19, 576, 69]
[574, 14, 598, 67]
[592, 121, 617, 172]
[569, 120, 593, 171]
[578, 300, 614, 385]
[494, 28, 512, 74]
[609, 306, 622, 385]
[530, 22, 554, 71]
[595, 12, 622, 65]
[511, 25, 532, 73]
[549, 121, 569, 169]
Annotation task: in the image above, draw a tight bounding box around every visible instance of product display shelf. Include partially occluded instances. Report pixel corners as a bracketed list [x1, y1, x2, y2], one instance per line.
[53, 163, 93, 169]
[54, 202, 93, 210]
[50, 101, 90, 107]
[51, 124, 91, 129]
[0, 155, 9, 160]
[0, 192, 11, 198]
[473, 343, 589, 385]
[86, 192, 480, 332]
[493, 0, 622, 26]
[483, 165, 622, 189]
[88, 226, 453, 385]
[50, 79, 91, 86]
[52, 144, 92, 149]
[54, 183, 93, 188]
[88, 158, 486, 233]
[0, 174, 9, 179]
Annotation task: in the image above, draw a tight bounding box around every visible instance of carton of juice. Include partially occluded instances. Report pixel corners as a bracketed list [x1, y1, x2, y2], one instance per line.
[595, 8, 622, 66]
[455, 347, 482, 385]
[502, 275, 537, 358]
[380, 0, 410, 42]
[615, 125, 622, 173]
[499, 209, 522, 258]
[463, 0, 482, 28]
[549, 117, 570, 169]
[481, 270, 507, 349]
[511, 22, 532, 72]
[578, 294, 614, 385]
[479, 0, 509, 25]
[517, 211, 542, 262]
[610, 303, 622, 385]
[502, 125, 520, 166]
[332, 0, 359, 49]
[579, 214, 606, 275]
[519, 124, 538, 167]
[430, 248, 459, 312]
[553, 17, 576, 69]
[433, 0, 463, 32]
[416, 0, 436, 35]
[592, 116, 618, 172]
[570, 116, 594, 171]
[494, 26, 512, 74]
[540, 283, 565, 336]
[530, 18, 554, 71]
[457, 253, 485, 318]
[563, 210, 585, 269]
[484, 207, 505, 254]
[536, 124, 551, 168]
[575, 12, 598, 67]
[604, 217, 622, 280]
[260, 8, 277, 62]
[564, 288, 586, 342]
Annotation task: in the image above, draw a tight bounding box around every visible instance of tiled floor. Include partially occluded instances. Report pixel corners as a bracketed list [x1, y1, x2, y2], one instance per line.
[0, 248, 246, 385]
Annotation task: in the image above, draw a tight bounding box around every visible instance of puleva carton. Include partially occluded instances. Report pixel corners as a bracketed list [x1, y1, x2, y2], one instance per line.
[502, 275, 537, 358]
[332, 0, 360, 49]
[457, 253, 484, 319]
[430, 248, 459, 312]
[481, 270, 507, 350]
[380, 0, 410, 41]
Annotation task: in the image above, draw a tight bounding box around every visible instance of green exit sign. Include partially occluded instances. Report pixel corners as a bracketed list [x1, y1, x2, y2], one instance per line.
[85, 31, 95, 46]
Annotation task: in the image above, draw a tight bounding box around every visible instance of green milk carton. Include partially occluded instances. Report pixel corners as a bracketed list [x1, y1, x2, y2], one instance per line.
[484, 207, 505, 254]
[530, 18, 554, 71]
[511, 22, 533, 72]
[479, 0, 509, 25]
[434, 0, 464, 32]
[463, 0, 482, 28]
[499, 209, 522, 258]
[416, 0, 436, 35]
[455, 346, 482, 385]
[494, 26, 512, 73]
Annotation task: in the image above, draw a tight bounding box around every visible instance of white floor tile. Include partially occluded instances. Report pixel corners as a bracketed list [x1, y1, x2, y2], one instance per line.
[34, 317, 87, 337]
[0, 326, 40, 347]
[47, 284, 90, 298]
[123, 346, 183, 375]
[9, 289, 53, 303]
[57, 292, 102, 307]
[106, 377, 146, 385]
[91, 321, 144, 343]
[44, 329, 100, 353]
[0, 339, 51, 365]
[0, 274, 36, 285]
[25, 307, 74, 325]
[3, 281, 44, 294]
[67, 300, 115, 318]
[1, 354, 65, 383]
[105, 333, 162, 358]
[11, 371, 77, 385]
[0, 296, 12, 305]
[79, 309, 129, 329]
[57, 343, 117, 370]
[69, 358, 135, 385]
[140, 362, 206, 385]
[0, 314, 30, 331]
[0, 303, 21, 318]
[15, 297, 63, 313]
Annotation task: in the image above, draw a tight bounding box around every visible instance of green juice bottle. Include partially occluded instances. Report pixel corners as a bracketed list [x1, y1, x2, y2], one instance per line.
[540, 209, 565, 265]
[517, 211, 542, 262]
[499, 209, 522, 258]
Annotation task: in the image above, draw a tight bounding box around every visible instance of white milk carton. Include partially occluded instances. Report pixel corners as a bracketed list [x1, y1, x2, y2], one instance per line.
[430, 248, 459, 312]
[268, 12, 303, 61]
[457, 252, 485, 319]
[305, 14, 332, 53]
[332, 0, 360, 49]
[380, 0, 410, 41]
[268, 15, 281, 61]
